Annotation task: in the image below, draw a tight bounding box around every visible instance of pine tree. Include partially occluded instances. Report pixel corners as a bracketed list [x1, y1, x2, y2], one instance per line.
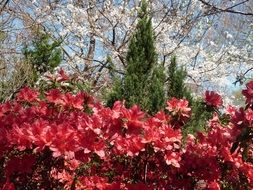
[107, 0, 165, 114]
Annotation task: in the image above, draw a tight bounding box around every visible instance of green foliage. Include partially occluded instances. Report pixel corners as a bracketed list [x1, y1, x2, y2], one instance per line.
[166, 56, 213, 136]
[0, 31, 63, 102]
[183, 99, 211, 138]
[0, 62, 34, 102]
[107, 0, 165, 114]
[167, 56, 192, 103]
[23, 32, 62, 83]
[106, 76, 123, 108]
[39, 74, 92, 95]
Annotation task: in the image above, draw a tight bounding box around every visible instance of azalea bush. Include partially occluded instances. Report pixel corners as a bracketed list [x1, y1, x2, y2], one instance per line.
[0, 73, 253, 189]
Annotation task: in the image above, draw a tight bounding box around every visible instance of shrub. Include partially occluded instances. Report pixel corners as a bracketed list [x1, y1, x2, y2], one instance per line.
[0, 73, 253, 189]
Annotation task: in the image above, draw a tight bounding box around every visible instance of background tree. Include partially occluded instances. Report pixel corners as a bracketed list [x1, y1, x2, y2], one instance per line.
[166, 56, 215, 136]
[0, 31, 62, 102]
[166, 55, 201, 135]
[107, 0, 165, 114]
[0, 0, 252, 104]
[23, 31, 62, 83]
[27, 0, 251, 100]
[167, 56, 192, 102]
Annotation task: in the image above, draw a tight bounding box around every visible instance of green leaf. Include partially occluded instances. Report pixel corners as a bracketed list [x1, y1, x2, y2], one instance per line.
[230, 141, 239, 153]
[242, 144, 249, 161]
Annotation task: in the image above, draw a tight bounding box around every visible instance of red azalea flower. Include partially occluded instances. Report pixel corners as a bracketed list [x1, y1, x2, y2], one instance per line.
[17, 86, 39, 102]
[5, 154, 36, 177]
[164, 151, 181, 167]
[62, 92, 84, 110]
[45, 69, 69, 83]
[78, 176, 109, 189]
[226, 105, 236, 116]
[207, 181, 220, 190]
[56, 69, 69, 82]
[0, 102, 11, 118]
[245, 108, 253, 124]
[46, 89, 64, 104]
[1, 179, 15, 190]
[242, 81, 253, 104]
[205, 91, 223, 107]
[166, 98, 191, 121]
[231, 107, 245, 126]
[2, 84, 253, 189]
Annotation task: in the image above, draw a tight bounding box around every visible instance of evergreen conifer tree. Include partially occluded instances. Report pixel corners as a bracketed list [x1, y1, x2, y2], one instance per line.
[107, 0, 165, 114]
[166, 56, 209, 136]
[167, 56, 192, 103]
[23, 31, 62, 83]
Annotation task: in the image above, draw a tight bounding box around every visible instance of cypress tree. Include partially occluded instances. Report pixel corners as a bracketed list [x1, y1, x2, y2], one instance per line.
[167, 56, 192, 103]
[166, 56, 208, 136]
[166, 56, 214, 136]
[107, 0, 165, 114]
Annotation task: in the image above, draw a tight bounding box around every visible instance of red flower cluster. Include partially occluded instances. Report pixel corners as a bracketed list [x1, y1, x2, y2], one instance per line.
[242, 81, 253, 104]
[205, 91, 223, 108]
[0, 85, 252, 189]
[45, 68, 69, 82]
[166, 98, 191, 125]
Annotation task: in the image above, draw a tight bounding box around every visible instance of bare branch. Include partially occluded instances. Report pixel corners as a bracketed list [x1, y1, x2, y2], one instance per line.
[199, 0, 253, 16]
[0, 0, 10, 14]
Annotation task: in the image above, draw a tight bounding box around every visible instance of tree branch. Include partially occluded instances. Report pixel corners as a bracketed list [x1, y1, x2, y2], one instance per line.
[199, 0, 253, 16]
[233, 66, 253, 86]
[0, 0, 10, 14]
